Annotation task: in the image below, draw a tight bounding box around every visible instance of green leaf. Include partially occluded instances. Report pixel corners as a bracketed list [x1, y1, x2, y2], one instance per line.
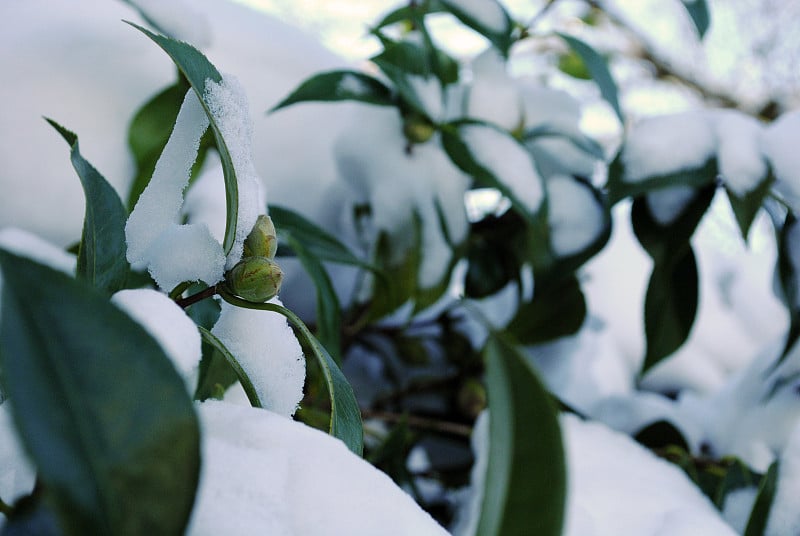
[269, 70, 395, 113]
[373, 1, 446, 29]
[557, 49, 592, 80]
[557, 33, 623, 123]
[774, 213, 800, 364]
[128, 22, 242, 258]
[744, 462, 779, 536]
[523, 125, 605, 160]
[478, 332, 566, 536]
[372, 30, 459, 87]
[370, 59, 434, 118]
[726, 170, 775, 242]
[507, 275, 586, 345]
[283, 234, 343, 365]
[46, 119, 129, 294]
[681, 0, 711, 39]
[126, 78, 189, 210]
[634, 420, 689, 451]
[197, 327, 263, 408]
[268, 205, 375, 271]
[642, 247, 699, 372]
[218, 292, 363, 455]
[0, 250, 199, 535]
[440, 0, 514, 56]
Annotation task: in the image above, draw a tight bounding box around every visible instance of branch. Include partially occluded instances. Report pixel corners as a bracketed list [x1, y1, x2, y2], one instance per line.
[361, 409, 473, 437]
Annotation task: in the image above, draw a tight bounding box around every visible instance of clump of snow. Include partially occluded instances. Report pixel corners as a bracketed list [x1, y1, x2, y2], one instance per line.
[467, 49, 522, 131]
[127, 0, 212, 48]
[211, 299, 305, 417]
[125, 88, 225, 290]
[622, 112, 715, 183]
[182, 153, 227, 242]
[709, 109, 767, 196]
[0, 403, 35, 512]
[111, 288, 201, 392]
[204, 75, 266, 271]
[460, 124, 544, 213]
[442, 0, 508, 34]
[189, 400, 448, 535]
[547, 175, 605, 256]
[645, 185, 696, 226]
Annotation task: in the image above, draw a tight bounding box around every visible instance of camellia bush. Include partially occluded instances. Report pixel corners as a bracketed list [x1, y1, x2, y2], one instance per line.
[2, 0, 800, 534]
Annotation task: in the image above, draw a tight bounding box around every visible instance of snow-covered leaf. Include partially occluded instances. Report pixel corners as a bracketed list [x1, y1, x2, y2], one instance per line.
[0, 250, 199, 534]
[128, 23, 243, 259]
[557, 33, 623, 123]
[523, 125, 605, 161]
[744, 462, 779, 536]
[774, 213, 800, 364]
[372, 32, 459, 87]
[46, 119, 129, 294]
[681, 0, 711, 39]
[440, 0, 514, 56]
[270, 70, 395, 112]
[478, 332, 566, 536]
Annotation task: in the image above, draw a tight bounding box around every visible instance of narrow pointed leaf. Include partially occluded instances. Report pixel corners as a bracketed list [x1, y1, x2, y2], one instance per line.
[507, 275, 586, 344]
[743, 462, 779, 536]
[46, 119, 129, 294]
[270, 70, 395, 112]
[218, 292, 363, 455]
[0, 250, 199, 535]
[725, 171, 774, 242]
[478, 332, 566, 536]
[557, 33, 623, 123]
[681, 0, 711, 39]
[440, 0, 514, 56]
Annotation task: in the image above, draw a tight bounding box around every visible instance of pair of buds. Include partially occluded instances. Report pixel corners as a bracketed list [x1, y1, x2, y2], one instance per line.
[225, 215, 282, 302]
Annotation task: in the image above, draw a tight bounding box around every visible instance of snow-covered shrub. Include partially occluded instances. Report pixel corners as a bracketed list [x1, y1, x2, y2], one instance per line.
[2, 0, 800, 534]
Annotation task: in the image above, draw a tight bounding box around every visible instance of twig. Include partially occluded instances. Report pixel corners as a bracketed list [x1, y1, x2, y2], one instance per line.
[361, 409, 473, 437]
[175, 285, 218, 308]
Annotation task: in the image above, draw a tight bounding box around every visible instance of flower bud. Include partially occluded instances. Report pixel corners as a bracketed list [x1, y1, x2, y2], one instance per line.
[243, 215, 278, 260]
[402, 113, 436, 145]
[226, 256, 283, 302]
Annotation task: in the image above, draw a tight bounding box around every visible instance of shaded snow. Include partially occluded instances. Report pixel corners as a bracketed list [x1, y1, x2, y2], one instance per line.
[546, 175, 605, 257]
[710, 109, 767, 196]
[188, 401, 448, 535]
[764, 110, 800, 211]
[467, 49, 522, 131]
[211, 299, 305, 417]
[645, 185, 695, 226]
[0, 403, 35, 513]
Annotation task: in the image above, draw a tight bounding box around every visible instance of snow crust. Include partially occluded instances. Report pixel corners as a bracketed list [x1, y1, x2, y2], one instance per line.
[211, 299, 305, 418]
[189, 401, 448, 535]
[546, 175, 605, 257]
[622, 112, 716, 182]
[460, 124, 544, 213]
[111, 289, 201, 392]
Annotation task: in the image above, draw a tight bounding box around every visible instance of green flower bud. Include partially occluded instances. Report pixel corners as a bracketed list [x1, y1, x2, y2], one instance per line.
[226, 256, 283, 303]
[402, 113, 436, 145]
[243, 215, 278, 259]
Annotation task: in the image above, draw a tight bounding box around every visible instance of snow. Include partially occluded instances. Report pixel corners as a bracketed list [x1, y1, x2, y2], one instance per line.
[722, 487, 757, 534]
[441, 0, 508, 35]
[453, 411, 736, 536]
[145, 224, 226, 291]
[111, 288, 202, 392]
[763, 110, 800, 211]
[0, 228, 76, 276]
[622, 112, 716, 183]
[645, 185, 696, 226]
[408, 76, 444, 122]
[785, 219, 800, 309]
[710, 109, 767, 197]
[126, 0, 212, 48]
[546, 175, 605, 257]
[182, 153, 227, 242]
[189, 401, 448, 535]
[211, 299, 305, 418]
[460, 124, 544, 213]
[204, 75, 266, 270]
